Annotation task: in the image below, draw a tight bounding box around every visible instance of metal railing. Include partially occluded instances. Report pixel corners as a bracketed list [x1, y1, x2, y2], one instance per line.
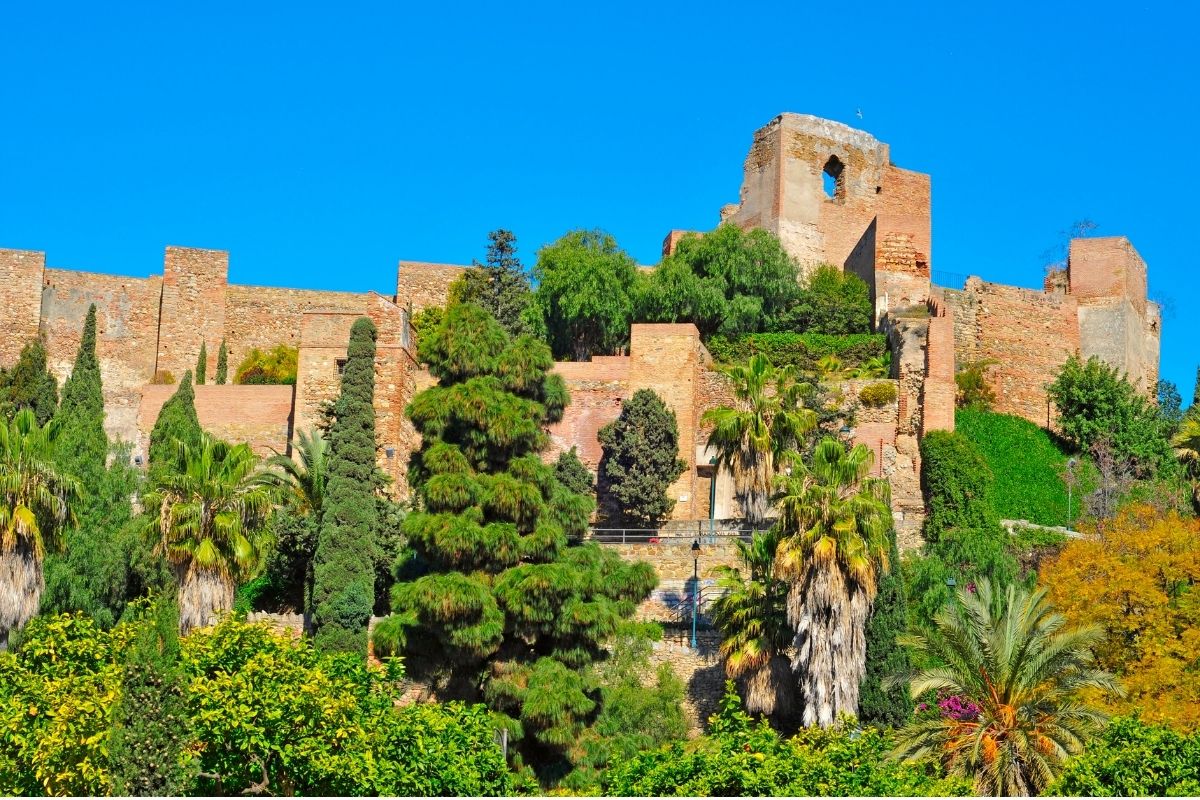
[931, 270, 968, 289]
[585, 527, 764, 544]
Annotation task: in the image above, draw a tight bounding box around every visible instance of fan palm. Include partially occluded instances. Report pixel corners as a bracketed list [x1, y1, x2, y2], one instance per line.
[774, 437, 891, 727]
[1171, 415, 1200, 503]
[142, 433, 273, 633]
[891, 579, 1122, 796]
[709, 527, 794, 720]
[702, 354, 816, 524]
[257, 428, 328, 514]
[0, 409, 80, 646]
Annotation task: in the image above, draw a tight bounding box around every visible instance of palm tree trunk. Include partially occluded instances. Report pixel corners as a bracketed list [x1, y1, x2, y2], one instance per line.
[0, 541, 44, 644]
[743, 653, 797, 721]
[177, 565, 234, 634]
[789, 565, 871, 727]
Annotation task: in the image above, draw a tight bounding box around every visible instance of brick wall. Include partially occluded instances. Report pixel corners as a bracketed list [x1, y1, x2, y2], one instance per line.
[136, 384, 294, 459]
[0, 249, 45, 365]
[395, 261, 468, 312]
[923, 298, 956, 433]
[40, 269, 163, 445]
[157, 247, 229, 382]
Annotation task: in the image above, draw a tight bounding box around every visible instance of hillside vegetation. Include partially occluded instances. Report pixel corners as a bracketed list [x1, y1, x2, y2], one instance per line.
[955, 408, 1071, 527]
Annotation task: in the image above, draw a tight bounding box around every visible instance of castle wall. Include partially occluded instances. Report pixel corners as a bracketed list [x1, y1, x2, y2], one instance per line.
[396, 261, 468, 312]
[156, 247, 229, 382]
[40, 268, 163, 445]
[0, 249, 46, 365]
[136, 384, 294, 459]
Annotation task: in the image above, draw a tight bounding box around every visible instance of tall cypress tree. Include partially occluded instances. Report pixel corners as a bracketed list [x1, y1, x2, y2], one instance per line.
[215, 339, 228, 385]
[0, 338, 59, 424]
[43, 304, 150, 627]
[148, 371, 203, 476]
[1192, 365, 1200, 409]
[195, 341, 207, 385]
[311, 317, 378, 653]
[597, 388, 687, 526]
[857, 525, 914, 727]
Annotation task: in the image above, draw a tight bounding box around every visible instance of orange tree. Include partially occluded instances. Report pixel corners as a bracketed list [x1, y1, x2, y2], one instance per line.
[1041, 505, 1200, 730]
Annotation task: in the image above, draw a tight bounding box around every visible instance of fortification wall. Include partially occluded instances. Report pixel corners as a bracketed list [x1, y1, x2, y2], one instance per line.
[136, 384, 294, 459]
[156, 247, 229, 382]
[40, 268, 163, 445]
[396, 261, 468, 312]
[0, 249, 46, 364]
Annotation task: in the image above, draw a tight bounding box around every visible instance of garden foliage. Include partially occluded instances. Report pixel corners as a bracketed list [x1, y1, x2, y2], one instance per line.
[234, 344, 298, 385]
[707, 331, 887, 374]
[598, 388, 687, 526]
[0, 338, 58, 424]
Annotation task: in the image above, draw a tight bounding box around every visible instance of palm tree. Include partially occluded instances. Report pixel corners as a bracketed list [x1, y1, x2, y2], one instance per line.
[891, 579, 1122, 796]
[702, 354, 816, 525]
[1171, 415, 1200, 503]
[0, 409, 80, 647]
[142, 433, 272, 633]
[709, 527, 795, 721]
[774, 437, 891, 728]
[257, 428, 328, 514]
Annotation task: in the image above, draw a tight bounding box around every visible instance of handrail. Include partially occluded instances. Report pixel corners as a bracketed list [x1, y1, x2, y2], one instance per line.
[586, 528, 764, 544]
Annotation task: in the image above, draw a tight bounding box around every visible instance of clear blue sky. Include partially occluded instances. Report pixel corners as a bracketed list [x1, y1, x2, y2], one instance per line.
[3, 1, 1196, 400]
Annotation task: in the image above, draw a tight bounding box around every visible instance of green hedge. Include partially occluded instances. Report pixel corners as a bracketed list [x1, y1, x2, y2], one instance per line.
[707, 332, 886, 372]
[956, 409, 1071, 527]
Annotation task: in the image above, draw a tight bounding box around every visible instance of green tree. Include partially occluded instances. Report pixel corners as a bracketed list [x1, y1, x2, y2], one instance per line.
[195, 341, 207, 385]
[108, 599, 193, 795]
[918, 429, 998, 541]
[0, 338, 58, 424]
[234, 345, 298, 385]
[701, 355, 816, 524]
[311, 318, 378, 653]
[598, 388, 687, 526]
[892, 579, 1122, 796]
[1048, 354, 1174, 476]
[1049, 717, 1200, 796]
[374, 302, 656, 775]
[141, 434, 272, 633]
[215, 339, 228, 384]
[857, 525, 912, 728]
[459, 229, 537, 338]
[774, 439, 892, 727]
[0, 410, 80, 647]
[709, 528, 794, 722]
[554, 446, 594, 498]
[636, 224, 800, 339]
[148, 371, 203, 477]
[772, 264, 872, 335]
[533, 228, 638, 360]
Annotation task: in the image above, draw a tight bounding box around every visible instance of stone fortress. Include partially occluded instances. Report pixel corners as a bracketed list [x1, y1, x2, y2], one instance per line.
[0, 113, 1161, 550]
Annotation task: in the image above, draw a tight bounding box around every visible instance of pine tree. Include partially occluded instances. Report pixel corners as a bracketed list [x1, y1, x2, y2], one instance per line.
[42, 304, 154, 627]
[374, 303, 656, 775]
[857, 525, 913, 727]
[0, 338, 59, 424]
[108, 600, 194, 795]
[195, 341, 207, 385]
[460, 229, 535, 337]
[1192, 364, 1200, 410]
[598, 389, 687, 526]
[148, 371, 202, 476]
[555, 447, 594, 498]
[215, 339, 228, 385]
[311, 317, 378, 653]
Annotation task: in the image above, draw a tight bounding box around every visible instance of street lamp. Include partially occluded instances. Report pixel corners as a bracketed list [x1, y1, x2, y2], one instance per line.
[691, 539, 701, 649]
[1066, 458, 1078, 528]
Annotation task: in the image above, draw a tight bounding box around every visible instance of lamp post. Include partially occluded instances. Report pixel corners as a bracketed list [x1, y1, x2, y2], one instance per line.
[1066, 457, 1078, 528]
[691, 539, 701, 650]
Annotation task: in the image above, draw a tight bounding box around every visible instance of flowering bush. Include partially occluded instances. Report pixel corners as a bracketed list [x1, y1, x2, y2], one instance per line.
[937, 695, 980, 722]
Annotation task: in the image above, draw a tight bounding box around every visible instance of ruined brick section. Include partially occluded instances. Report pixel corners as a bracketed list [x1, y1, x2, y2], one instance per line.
[1068, 237, 1160, 394]
[395, 261, 468, 313]
[157, 247, 229, 383]
[942, 278, 1081, 428]
[661, 230, 698, 258]
[136, 385, 295, 459]
[922, 298, 956, 434]
[0, 249, 45, 364]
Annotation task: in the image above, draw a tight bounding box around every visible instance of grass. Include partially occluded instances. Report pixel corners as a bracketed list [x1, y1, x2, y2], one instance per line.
[956, 408, 1075, 527]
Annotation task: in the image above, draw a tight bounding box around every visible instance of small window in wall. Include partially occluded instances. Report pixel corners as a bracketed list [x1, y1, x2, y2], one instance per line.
[336, 358, 347, 376]
[823, 155, 846, 202]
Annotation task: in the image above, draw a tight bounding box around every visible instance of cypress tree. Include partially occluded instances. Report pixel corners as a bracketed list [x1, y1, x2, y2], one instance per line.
[597, 388, 687, 526]
[0, 338, 59, 424]
[55, 304, 107, 475]
[554, 446, 594, 498]
[148, 371, 202, 475]
[374, 303, 656, 775]
[858, 525, 913, 727]
[1192, 364, 1200, 409]
[311, 317, 378, 653]
[215, 339, 228, 385]
[195, 341, 207, 385]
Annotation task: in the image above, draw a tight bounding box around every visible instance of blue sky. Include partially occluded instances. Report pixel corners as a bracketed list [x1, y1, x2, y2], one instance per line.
[2, 1, 1196, 399]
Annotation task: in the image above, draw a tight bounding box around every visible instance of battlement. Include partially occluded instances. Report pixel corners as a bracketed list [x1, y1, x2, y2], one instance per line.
[1068, 236, 1148, 309]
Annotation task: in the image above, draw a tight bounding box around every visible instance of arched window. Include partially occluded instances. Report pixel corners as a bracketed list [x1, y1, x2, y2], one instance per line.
[823, 155, 846, 202]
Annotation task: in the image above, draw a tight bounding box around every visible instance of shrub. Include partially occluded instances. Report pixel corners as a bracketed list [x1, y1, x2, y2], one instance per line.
[598, 388, 687, 526]
[234, 345, 298, 385]
[858, 381, 896, 408]
[918, 430, 998, 541]
[1050, 717, 1200, 796]
[771, 263, 872, 336]
[151, 370, 176, 385]
[954, 360, 996, 410]
[707, 332, 887, 374]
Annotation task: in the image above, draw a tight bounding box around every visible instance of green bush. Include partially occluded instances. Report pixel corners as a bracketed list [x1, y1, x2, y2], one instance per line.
[1049, 717, 1200, 796]
[858, 381, 897, 408]
[234, 345, 298, 385]
[956, 408, 1073, 527]
[918, 430, 998, 541]
[707, 332, 887, 374]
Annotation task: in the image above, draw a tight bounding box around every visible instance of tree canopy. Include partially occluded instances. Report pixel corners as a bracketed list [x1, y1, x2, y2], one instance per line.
[459, 229, 538, 338]
[597, 388, 686, 526]
[0, 338, 58, 424]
